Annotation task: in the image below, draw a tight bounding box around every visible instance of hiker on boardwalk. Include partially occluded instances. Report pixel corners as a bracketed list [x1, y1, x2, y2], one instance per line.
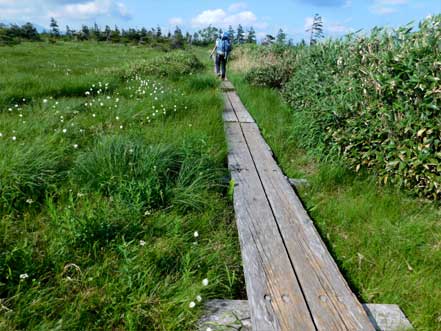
[210, 32, 232, 80]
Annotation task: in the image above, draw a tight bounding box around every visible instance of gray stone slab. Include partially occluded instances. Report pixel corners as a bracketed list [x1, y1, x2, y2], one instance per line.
[199, 300, 413, 331]
[198, 299, 251, 331]
[363, 304, 414, 331]
[287, 177, 310, 188]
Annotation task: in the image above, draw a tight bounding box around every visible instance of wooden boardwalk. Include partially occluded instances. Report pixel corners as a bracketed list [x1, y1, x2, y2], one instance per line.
[221, 80, 376, 331]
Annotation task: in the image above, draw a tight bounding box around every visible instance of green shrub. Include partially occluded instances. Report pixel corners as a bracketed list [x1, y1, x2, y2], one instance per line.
[248, 15, 441, 199]
[122, 51, 204, 79]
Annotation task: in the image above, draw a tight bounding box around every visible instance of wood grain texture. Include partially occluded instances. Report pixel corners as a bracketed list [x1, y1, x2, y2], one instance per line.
[226, 91, 255, 123]
[240, 122, 375, 331]
[225, 122, 316, 331]
[221, 80, 236, 91]
[223, 93, 238, 122]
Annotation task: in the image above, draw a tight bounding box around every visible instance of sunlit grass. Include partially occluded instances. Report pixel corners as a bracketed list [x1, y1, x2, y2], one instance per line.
[0, 42, 244, 330]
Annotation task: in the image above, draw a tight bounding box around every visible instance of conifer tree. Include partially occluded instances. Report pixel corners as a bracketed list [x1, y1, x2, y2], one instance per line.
[276, 28, 286, 44]
[306, 13, 324, 45]
[50, 17, 59, 37]
[228, 25, 235, 41]
[236, 24, 245, 44]
[246, 26, 256, 44]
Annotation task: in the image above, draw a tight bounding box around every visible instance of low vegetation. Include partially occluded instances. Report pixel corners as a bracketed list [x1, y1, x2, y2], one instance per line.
[0, 42, 243, 330]
[243, 15, 441, 199]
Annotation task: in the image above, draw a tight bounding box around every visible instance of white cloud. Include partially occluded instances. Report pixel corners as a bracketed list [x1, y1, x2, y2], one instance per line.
[304, 16, 314, 30]
[224, 11, 257, 26]
[304, 16, 351, 35]
[0, 0, 131, 26]
[370, 0, 408, 15]
[327, 22, 352, 33]
[169, 17, 183, 26]
[49, 0, 131, 20]
[191, 8, 262, 28]
[192, 9, 226, 27]
[228, 2, 247, 12]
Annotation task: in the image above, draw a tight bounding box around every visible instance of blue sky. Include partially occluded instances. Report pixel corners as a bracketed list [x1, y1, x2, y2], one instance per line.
[0, 0, 439, 41]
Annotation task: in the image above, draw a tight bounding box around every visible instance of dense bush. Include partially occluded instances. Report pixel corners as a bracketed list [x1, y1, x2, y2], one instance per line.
[122, 51, 204, 79]
[244, 45, 297, 88]
[246, 15, 441, 199]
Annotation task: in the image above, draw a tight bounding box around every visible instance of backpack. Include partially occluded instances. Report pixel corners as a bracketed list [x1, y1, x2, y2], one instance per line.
[216, 34, 232, 55]
[221, 38, 232, 54]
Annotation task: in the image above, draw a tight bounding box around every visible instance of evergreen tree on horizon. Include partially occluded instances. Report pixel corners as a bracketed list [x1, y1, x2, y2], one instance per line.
[276, 28, 286, 44]
[246, 26, 256, 44]
[49, 17, 59, 37]
[236, 24, 245, 44]
[307, 13, 324, 45]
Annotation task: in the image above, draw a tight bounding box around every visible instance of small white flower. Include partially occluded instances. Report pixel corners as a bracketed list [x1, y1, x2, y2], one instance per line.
[26, 198, 34, 204]
[194, 231, 199, 238]
[196, 295, 202, 302]
[202, 278, 209, 286]
[100, 102, 104, 107]
[62, 129, 67, 133]
[73, 144, 78, 149]
[92, 114, 96, 117]
[19, 273, 29, 280]
[12, 136, 16, 141]
[85, 91, 90, 96]
[189, 301, 196, 308]
[0, 133, 2, 137]
[115, 116, 119, 120]
[139, 240, 146, 246]
[119, 125, 123, 129]
[206, 328, 213, 331]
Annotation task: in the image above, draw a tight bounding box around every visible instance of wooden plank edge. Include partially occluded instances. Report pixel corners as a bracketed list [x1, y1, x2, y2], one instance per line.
[198, 300, 414, 331]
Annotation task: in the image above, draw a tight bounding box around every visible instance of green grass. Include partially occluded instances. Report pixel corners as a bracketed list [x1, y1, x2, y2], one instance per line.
[230, 72, 441, 331]
[0, 42, 244, 330]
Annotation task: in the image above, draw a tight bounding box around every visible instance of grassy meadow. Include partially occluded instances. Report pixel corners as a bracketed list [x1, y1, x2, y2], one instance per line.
[229, 72, 441, 331]
[0, 42, 244, 330]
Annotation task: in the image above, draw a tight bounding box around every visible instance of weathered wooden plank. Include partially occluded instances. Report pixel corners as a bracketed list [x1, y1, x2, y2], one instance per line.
[225, 122, 316, 331]
[226, 91, 255, 123]
[221, 80, 236, 91]
[241, 122, 375, 331]
[223, 94, 238, 122]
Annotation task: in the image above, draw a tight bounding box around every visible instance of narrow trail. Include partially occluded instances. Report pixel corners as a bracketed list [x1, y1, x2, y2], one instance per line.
[220, 79, 376, 331]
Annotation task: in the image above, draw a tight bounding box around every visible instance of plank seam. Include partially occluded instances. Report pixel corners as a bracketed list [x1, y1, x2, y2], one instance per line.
[225, 92, 319, 331]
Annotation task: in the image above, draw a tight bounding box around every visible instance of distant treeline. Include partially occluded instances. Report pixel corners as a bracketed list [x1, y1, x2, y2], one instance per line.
[0, 18, 258, 48]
